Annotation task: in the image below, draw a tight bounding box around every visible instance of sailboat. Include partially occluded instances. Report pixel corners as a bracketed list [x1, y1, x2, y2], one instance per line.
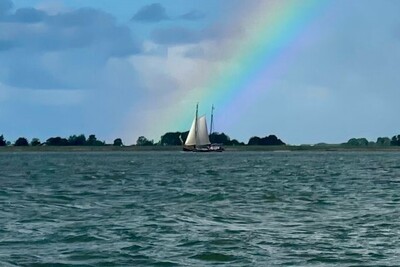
[182, 104, 224, 152]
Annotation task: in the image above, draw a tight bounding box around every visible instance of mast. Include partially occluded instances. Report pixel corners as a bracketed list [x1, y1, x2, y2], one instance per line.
[194, 103, 199, 148]
[209, 104, 214, 136]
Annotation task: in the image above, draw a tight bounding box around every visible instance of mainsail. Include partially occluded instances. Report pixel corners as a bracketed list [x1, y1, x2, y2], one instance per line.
[197, 116, 211, 145]
[184, 115, 211, 147]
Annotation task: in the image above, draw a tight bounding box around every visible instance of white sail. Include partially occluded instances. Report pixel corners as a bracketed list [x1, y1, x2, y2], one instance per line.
[183, 104, 223, 152]
[197, 115, 211, 146]
[185, 117, 197, 146]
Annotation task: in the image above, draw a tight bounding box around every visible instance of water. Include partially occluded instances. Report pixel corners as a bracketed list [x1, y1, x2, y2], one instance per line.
[1, 151, 400, 266]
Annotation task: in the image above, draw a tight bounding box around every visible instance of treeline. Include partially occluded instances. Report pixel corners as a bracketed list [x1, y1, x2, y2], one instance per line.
[3, 132, 400, 147]
[157, 131, 285, 146]
[345, 135, 400, 147]
[0, 134, 123, 147]
[0, 132, 286, 147]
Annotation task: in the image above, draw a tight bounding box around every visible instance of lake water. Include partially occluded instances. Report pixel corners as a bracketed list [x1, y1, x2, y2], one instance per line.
[1, 151, 400, 266]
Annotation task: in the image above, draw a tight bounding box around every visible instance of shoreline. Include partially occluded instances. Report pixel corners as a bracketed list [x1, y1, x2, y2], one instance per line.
[1, 145, 400, 152]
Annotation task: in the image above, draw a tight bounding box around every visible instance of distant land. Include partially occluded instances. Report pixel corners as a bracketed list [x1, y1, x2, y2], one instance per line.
[1, 132, 400, 152]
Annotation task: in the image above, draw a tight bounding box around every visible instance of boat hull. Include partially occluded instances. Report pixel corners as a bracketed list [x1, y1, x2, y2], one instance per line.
[182, 145, 224, 152]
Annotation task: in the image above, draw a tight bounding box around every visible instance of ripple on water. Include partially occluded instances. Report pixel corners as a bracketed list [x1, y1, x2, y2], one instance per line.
[1, 151, 400, 266]
[191, 252, 238, 262]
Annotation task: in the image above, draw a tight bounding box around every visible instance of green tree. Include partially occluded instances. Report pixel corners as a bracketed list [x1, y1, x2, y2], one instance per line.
[347, 138, 369, 146]
[113, 138, 123, 146]
[248, 135, 285, 146]
[391, 135, 400, 146]
[14, 137, 29, 146]
[210, 132, 231, 144]
[86, 134, 104, 146]
[87, 134, 97, 145]
[347, 138, 358, 146]
[229, 139, 244, 146]
[0, 135, 6, 146]
[46, 137, 69, 146]
[30, 138, 41, 146]
[262, 135, 285, 145]
[68, 134, 86, 146]
[160, 132, 183, 146]
[248, 136, 262, 145]
[376, 137, 391, 146]
[136, 136, 154, 146]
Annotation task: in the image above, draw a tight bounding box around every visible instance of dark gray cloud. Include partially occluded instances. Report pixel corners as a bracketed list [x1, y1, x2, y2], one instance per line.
[0, 5, 141, 90]
[13, 8, 46, 23]
[131, 3, 169, 23]
[0, 7, 140, 54]
[0, 0, 13, 16]
[131, 3, 205, 23]
[150, 23, 243, 46]
[49, 7, 114, 27]
[179, 10, 205, 21]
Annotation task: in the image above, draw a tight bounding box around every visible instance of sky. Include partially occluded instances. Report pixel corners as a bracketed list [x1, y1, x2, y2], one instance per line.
[0, 0, 399, 145]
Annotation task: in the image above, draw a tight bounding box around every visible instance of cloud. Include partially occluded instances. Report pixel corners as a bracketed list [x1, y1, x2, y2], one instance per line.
[19, 88, 84, 106]
[0, 0, 13, 16]
[36, 0, 69, 15]
[12, 8, 47, 23]
[179, 10, 205, 21]
[0, 7, 140, 54]
[126, 44, 212, 139]
[131, 3, 169, 23]
[0, 40, 14, 51]
[0, 2, 149, 142]
[7, 62, 69, 90]
[0, 6, 140, 89]
[183, 46, 205, 58]
[149, 22, 245, 48]
[0, 0, 222, 142]
[0, 82, 10, 102]
[151, 27, 201, 45]
[131, 4, 204, 23]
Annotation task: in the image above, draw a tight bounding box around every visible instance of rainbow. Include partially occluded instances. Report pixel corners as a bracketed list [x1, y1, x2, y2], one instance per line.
[145, 0, 332, 139]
